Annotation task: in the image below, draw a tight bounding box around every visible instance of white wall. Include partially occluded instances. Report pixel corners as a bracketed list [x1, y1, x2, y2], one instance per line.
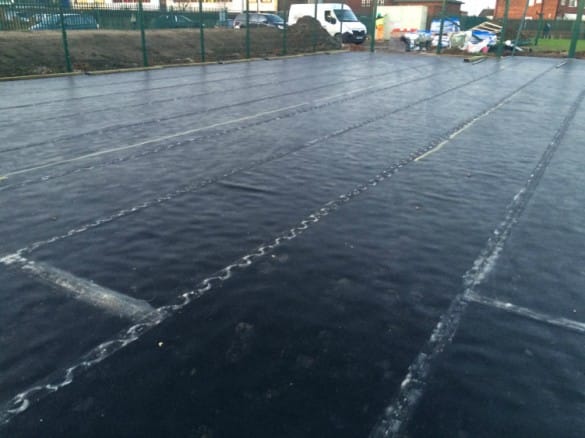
[88, 0, 161, 11]
[91, 0, 278, 13]
[164, 0, 279, 13]
[377, 5, 428, 39]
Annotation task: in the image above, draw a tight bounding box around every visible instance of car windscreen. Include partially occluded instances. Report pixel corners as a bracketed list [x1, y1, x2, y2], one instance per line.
[333, 9, 358, 22]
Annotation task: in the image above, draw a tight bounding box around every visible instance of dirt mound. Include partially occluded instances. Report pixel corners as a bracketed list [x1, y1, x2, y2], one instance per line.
[0, 24, 341, 78]
[287, 16, 341, 51]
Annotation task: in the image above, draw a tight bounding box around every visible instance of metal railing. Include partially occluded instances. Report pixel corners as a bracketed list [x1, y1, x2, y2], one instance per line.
[1, 0, 584, 77]
[0, 0, 349, 74]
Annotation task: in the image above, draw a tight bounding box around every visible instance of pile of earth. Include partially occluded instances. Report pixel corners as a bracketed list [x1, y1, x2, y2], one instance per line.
[286, 15, 341, 50]
[0, 16, 341, 78]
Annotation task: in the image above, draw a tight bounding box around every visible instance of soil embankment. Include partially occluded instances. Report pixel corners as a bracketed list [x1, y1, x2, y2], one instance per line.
[0, 17, 340, 77]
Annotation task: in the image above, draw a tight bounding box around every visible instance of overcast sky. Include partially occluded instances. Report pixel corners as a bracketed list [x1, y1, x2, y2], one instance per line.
[461, 0, 497, 16]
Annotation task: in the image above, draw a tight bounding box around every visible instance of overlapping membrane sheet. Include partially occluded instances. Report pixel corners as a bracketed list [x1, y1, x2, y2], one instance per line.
[1, 53, 584, 436]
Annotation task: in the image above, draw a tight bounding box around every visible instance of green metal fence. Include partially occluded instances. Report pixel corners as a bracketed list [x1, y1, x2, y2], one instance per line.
[0, 0, 350, 75]
[0, 2, 221, 31]
[1, 0, 584, 77]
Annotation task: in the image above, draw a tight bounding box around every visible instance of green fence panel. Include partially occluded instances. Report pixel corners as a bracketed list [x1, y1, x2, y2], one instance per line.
[198, 0, 205, 62]
[459, 15, 487, 30]
[568, 0, 585, 58]
[497, 0, 511, 57]
[58, 4, 72, 72]
[280, 4, 288, 56]
[138, 0, 148, 67]
[369, 2, 377, 53]
[245, 4, 250, 59]
[312, 1, 318, 52]
[0, 0, 349, 77]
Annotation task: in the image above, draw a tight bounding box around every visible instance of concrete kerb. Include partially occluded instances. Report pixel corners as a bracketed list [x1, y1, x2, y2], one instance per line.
[0, 49, 349, 82]
[0, 71, 85, 82]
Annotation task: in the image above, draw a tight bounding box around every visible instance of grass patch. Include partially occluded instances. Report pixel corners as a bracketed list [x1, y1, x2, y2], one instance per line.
[531, 38, 585, 52]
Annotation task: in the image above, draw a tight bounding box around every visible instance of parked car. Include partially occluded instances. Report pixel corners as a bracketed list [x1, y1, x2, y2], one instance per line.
[29, 14, 98, 31]
[0, 10, 30, 30]
[151, 14, 202, 29]
[4, 10, 31, 24]
[233, 13, 284, 30]
[215, 19, 234, 28]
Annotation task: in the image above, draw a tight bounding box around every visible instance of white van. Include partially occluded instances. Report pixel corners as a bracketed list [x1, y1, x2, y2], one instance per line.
[288, 3, 367, 44]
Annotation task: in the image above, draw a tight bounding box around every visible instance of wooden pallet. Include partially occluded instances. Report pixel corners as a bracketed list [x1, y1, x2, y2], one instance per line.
[470, 21, 502, 34]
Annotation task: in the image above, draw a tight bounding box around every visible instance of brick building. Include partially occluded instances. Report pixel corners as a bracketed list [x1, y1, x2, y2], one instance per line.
[494, 0, 582, 20]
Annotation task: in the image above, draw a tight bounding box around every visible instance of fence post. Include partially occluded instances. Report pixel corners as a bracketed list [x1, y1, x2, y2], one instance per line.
[512, 0, 530, 56]
[497, 0, 511, 58]
[245, 0, 251, 59]
[370, 0, 378, 52]
[94, 7, 101, 30]
[282, 1, 288, 56]
[198, 0, 205, 62]
[435, 0, 447, 55]
[138, 0, 148, 67]
[534, 3, 544, 46]
[340, 0, 344, 40]
[313, 1, 318, 52]
[58, 4, 72, 72]
[534, 13, 543, 46]
[568, 0, 585, 58]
